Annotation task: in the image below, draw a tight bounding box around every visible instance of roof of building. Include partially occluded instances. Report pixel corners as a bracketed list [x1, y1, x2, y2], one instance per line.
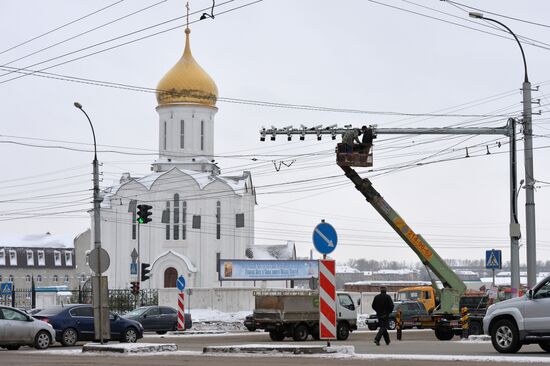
[156, 27, 218, 107]
[101, 167, 251, 208]
[0, 233, 74, 249]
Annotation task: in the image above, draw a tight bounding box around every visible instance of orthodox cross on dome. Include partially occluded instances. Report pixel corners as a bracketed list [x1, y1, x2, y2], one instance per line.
[186, 1, 190, 30]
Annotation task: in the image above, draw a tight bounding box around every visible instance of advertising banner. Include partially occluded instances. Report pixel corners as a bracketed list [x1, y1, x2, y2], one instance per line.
[218, 259, 319, 281]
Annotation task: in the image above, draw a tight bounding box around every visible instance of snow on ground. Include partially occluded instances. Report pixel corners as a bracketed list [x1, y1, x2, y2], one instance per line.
[457, 335, 491, 343]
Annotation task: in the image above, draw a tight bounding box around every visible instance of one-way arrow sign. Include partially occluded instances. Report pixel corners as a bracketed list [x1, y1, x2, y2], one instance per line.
[131, 248, 138, 264]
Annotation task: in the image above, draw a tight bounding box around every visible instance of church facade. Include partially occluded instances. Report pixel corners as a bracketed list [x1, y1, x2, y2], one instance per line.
[94, 25, 256, 290]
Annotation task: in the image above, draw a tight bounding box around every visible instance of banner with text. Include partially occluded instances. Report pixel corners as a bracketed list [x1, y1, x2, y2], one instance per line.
[218, 259, 319, 281]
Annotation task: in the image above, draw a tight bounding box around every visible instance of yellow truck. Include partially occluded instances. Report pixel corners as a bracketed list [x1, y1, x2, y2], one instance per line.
[397, 286, 437, 313]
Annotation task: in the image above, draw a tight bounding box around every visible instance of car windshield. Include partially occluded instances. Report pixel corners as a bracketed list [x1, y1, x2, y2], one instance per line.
[125, 308, 148, 317]
[34, 306, 65, 316]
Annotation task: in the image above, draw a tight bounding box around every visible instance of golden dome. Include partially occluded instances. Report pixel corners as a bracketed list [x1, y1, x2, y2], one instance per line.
[156, 28, 218, 107]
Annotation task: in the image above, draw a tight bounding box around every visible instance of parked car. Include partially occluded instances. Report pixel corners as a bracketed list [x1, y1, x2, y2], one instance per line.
[366, 301, 429, 331]
[122, 306, 192, 334]
[483, 275, 550, 353]
[33, 304, 143, 346]
[0, 305, 56, 350]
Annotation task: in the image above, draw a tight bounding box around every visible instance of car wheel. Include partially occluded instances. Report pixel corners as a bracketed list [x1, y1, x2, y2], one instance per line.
[539, 341, 550, 352]
[434, 325, 454, 341]
[34, 330, 52, 350]
[156, 331, 167, 335]
[388, 320, 396, 331]
[292, 324, 309, 341]
[468, 320, 483, 336]
[122, 327, 138, 343]
[367, 325, 377, 331]
[269, 330, 285, 341]
[5, 345, 21, 351]
[491, 319, 522, 353]
[61, 328, 78, 347]
[337, 322, 350, 341]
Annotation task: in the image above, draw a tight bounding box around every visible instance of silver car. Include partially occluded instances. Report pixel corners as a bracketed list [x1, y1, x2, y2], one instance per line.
[0, 306, 56, 350]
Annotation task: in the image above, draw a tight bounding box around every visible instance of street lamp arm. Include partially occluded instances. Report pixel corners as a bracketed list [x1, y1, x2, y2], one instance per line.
[74, 102, 98, 160]
[473, 15, 529, 83]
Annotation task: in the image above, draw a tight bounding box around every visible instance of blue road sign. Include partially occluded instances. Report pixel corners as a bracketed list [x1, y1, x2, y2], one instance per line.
[0, 282, 13, 295]
[130, 263, 137, 275]
[176, 275, 186, 291]
[313, 221, 338, 255]
[486, 249, 502, 270]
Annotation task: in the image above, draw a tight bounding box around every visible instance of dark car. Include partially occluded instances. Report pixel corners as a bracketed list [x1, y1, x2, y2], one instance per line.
[33, 304, 144, 346]
[366, 301, 428, 331]
[123, 306, 192, 334]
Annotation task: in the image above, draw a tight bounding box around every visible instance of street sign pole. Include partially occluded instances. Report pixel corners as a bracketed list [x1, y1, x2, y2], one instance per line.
[176, 275, 186, 331]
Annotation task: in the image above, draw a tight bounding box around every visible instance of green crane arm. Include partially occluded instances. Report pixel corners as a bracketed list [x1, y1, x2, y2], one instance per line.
[341, 165, 467, 314]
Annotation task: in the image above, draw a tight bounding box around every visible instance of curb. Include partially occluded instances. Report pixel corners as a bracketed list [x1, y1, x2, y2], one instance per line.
[203, 345, 355, 355]
[82, 343, 178, 354]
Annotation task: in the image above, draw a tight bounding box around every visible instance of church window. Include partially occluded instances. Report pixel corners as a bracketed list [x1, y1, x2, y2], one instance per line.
[164, 267, 178, 288]
[37, 275, 42, 282]
[174, 194, 180, 240]
[64, 274, 69, 283]
[192, 215, 201, 229]
[165, 201, 171, 240]
[8, 275, 14, 282]
[0, 249, 5, 266]
[163, 121, 167, 150]
[26, 275, 31, 283]
[182, 201, 187, 240]
[130, 199, 137, 240]
[53, 275, 58, 283]
[65, 251, 73, 266]
[216, 201, 221, 239]
[236, 213, 245, 228]
[180, 120, 185, 148]
[200, 120, 204, 150]
[54, 251, 61, 266]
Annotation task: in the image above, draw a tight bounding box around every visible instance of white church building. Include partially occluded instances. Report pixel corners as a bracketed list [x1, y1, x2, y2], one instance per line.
[95, 25, 256, 290]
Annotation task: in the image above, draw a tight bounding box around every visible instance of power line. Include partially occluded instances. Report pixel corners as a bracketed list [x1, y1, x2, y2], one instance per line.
[0, 0, 126, 56]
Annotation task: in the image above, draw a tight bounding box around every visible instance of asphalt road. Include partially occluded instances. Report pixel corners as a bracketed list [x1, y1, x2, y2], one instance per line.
[1, 329, 549, 366]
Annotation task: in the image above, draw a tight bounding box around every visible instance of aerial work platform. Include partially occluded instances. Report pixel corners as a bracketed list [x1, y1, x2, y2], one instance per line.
[335, 143, 373, 167]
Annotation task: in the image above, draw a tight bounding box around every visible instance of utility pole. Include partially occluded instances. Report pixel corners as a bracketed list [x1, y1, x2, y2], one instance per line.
[469, 12, 538, 289]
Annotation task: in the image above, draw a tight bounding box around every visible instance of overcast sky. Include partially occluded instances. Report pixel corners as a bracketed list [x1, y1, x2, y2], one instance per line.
[1, 0, 549, 266]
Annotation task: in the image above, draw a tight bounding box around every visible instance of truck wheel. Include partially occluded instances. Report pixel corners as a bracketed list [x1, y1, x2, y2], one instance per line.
[539, 341, 550, 352]
[434, 326, 454, 341]
[269, 330, 285, 341]
[336, 322, 350, 341]
[292, 324, 309, 341]
[468, 320, 483, 336]
[491, 319, 522, 353]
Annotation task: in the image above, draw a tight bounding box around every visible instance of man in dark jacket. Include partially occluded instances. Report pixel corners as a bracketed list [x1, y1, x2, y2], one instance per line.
[372, 286, 394, 345]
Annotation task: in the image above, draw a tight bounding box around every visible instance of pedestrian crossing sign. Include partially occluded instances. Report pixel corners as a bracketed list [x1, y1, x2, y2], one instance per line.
[485, 249, 502, 270]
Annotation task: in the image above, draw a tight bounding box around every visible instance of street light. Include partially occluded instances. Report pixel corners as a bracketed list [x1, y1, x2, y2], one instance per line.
[469, 12, 537, 289]
[73, 102, 108, 343]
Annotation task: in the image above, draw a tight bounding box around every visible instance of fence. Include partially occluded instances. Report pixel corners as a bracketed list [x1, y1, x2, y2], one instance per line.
[0, 287, 157, 313]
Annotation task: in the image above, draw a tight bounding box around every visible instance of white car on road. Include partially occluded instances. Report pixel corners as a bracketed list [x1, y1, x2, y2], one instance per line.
[0, 306, 56, 350]
[483, 275, 550, 353]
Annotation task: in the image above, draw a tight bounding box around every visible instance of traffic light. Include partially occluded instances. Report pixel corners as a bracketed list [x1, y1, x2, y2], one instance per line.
[137, 204, 152, 224]
[130, 281, 140, 295]
[141, 263, 151, 282]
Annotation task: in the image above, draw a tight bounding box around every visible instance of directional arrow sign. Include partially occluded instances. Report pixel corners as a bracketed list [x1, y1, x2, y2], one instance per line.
[131, 248, 138, 264]
[176, 275, 186, 292]
[313, 221, 338, 255]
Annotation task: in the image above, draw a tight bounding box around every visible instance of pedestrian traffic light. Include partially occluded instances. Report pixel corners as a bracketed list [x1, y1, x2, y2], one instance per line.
[137, 204, 152, 224]
[141, 263, 151, 282]
[130, 281, 140, 295]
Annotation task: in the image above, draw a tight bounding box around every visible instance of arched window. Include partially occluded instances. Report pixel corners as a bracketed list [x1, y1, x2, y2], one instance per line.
[174, 194, 180, 240]
[25, 275, 31, 282]
[164, 267, 178, 288]
[200, 120, 204, 150]
[165, 200, 171, 240]
[36, 275, 42, 282]
[182, 201, 187, 240]
[53, 275, 58, 282]
[216, 201, 221, 240]
[64, 274, 69, 283]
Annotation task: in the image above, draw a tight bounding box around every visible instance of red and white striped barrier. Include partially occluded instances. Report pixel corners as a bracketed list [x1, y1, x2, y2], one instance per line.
[319, 259, 336, 339]
[177, 292, 185, 331]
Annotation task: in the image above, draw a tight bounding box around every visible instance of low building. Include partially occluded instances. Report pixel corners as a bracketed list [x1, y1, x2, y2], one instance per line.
[0, 231, 90, 291]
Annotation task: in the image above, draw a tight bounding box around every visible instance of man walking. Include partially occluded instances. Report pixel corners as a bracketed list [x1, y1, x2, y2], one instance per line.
[372, 286, 394, 346]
